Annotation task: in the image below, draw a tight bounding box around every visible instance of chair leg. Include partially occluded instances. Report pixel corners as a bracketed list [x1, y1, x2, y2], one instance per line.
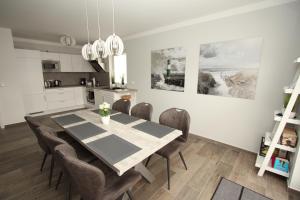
[179, 151, 188, 170]
[166, 158, 170, 190]
[66, 182, 71, 200]
[40, 152, 48, 172]
[56, 171, 63, 190]
[145, 155, 152, 167]
[49, 156, 54, 187]
[127, 190, 134, 200]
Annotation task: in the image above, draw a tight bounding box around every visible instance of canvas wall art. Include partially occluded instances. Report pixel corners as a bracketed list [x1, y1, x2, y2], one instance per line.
[197, 38, 263, 99]
[151, 47, 186, 92]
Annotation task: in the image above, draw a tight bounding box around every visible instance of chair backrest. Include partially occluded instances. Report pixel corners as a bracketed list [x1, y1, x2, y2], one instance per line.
[54, 144, 78, 178]
[24, 116, 50, 154]
[112, 99, 131, 114]
[159, 108, 190, 143]
[62, 152, 106, 200]
[131, 102, 153, 121]
[38, 126, 67, 154]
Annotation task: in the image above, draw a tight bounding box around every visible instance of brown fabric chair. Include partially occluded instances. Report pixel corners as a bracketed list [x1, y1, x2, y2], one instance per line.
[55, 144, 142, 200]
[130, 102, 153, 121]
[112, 99, 131, 114]
[38, 126, 96, 187]
[145, 108, 190, 190]
[24, 116, 51, 172]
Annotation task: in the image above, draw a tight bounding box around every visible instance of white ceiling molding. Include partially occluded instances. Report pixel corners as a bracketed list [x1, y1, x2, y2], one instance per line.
[123, 0, 297, 41]
[13, 37, 82, 49]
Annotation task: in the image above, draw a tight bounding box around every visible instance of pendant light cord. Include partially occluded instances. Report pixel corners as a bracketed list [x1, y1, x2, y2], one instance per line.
[112, 0, 115, 34]
[85, 0, 90, 43]
[96, 0, 101, 38]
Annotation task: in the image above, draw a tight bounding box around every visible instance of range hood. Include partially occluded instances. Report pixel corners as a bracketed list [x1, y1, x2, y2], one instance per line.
[88, 60, 107, 73]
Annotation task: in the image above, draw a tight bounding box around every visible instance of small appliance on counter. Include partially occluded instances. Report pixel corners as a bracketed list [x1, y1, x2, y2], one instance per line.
[44, 80, 62, 88]
[54, 80, 62, 87]
[80, 78, 86, 86]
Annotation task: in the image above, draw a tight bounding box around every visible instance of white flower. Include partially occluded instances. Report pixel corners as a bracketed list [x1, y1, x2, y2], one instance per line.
[103, 102, 110, 109]
[99, 104, 104, 110]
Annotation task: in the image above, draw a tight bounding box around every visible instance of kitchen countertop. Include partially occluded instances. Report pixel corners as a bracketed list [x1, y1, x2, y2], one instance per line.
[44, 85, 86, 89]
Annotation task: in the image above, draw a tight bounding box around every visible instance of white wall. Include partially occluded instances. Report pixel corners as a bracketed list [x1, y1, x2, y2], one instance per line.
[0, 28, 25, 126]
[125, 2, 300, 152]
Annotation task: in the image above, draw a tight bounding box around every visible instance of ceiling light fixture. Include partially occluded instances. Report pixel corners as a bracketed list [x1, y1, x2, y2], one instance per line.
[60, 35, 76, 46]
[82, 0, 96, 61]
[92, 0, 107, 60]
[106, 0, 124, 56]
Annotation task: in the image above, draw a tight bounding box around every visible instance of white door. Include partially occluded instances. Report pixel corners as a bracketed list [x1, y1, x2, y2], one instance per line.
[41, 52, 59, 60]
[60, 54, 73, 72]
[74, 87, 85, 105]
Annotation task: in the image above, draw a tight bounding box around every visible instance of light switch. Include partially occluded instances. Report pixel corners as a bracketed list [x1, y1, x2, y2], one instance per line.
[0, 83, 6, 87]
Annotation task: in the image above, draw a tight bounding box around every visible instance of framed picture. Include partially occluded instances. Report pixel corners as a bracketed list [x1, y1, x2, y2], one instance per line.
[197, 38, 263, 99]
[151, 47, 186, 92]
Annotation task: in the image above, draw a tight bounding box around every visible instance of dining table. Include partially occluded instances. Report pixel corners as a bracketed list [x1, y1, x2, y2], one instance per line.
[51, 108, 182, 183]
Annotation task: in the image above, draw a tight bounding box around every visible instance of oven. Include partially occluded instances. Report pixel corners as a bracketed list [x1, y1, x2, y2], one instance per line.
[86, 88, 95, 104]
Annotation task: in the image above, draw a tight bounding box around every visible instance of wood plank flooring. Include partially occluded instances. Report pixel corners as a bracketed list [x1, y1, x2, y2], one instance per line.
[0, 115, 299, 200]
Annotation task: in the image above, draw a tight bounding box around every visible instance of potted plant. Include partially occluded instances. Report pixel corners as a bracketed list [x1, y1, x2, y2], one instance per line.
[99, 102, 111, 125]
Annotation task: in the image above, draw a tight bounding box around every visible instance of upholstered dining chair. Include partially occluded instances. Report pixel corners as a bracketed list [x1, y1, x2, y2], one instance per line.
[24, 116, 51, 172]
[145, 108, 190, 190]
[55, 144, 142, 200]
[38, 126, 96, 187]
[112, 99, 131, 114]
[130, 102, 153, 121]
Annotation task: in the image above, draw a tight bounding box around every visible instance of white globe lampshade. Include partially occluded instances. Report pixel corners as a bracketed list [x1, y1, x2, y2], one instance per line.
[105, 33, 124, 56]
[82, 43, 96, 61]
[92, 39, 108, 58]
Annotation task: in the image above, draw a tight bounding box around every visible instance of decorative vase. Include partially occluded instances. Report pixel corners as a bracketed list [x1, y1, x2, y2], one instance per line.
[100, 115, 110, 125]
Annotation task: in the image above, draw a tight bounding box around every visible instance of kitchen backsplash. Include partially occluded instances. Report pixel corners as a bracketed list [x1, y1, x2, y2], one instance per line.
[43, 72, 109, 86]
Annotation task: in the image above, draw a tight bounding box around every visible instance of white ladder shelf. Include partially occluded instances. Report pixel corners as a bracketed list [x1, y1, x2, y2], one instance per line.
[257, 58, 300, 177]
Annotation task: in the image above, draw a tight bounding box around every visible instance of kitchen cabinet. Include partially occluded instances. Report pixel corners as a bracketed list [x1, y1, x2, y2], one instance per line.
[41, 52, 59, 61]
[45, 87, 86, 110]
[59, 53, 73, 72]
[71, 54, 95, 72]
[15, 49, 46, 114]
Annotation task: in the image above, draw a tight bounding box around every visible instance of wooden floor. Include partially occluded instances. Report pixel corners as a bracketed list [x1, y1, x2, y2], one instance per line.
[0, 116, 299, 200]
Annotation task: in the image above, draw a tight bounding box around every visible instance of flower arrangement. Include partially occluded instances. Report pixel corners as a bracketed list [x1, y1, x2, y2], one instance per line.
[99, 102, 110, 117]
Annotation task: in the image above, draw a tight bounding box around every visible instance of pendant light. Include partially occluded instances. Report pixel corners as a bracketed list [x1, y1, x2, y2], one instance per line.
[106, 0, 124, 56]
[82, 0, 96, 61]
[92, 0, 108, 59]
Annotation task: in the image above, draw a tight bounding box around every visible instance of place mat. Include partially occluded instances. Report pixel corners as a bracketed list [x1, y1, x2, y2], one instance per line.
[132, 121, 175, 138]
[110, 113, 140, 124]
[91, 109, 119, 115]
[53, 114, 85, 126]
[212, 177, 271, 200]
[87, 134, 141, 165]
[66, 122, 106, 140]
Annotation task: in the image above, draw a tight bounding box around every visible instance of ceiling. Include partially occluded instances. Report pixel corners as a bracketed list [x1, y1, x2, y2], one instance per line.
[0, 0, 269, 45]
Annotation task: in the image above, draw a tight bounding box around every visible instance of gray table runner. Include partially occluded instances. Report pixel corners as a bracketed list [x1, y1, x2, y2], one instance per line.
[66, 122, 106, 140]
[86, 134, 141, 165]
[53, 114, 85, 126]
[110, 113, 140, 124]
[132, 121, 175, 138]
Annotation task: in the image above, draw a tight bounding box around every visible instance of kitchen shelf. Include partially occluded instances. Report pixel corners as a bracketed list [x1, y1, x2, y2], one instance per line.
[255, 154, 289, 178]
[264, 132, 296, 152]
[274, 110, 300, 125]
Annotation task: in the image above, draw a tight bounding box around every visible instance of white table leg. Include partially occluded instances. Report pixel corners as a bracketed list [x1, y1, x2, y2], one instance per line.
[135, 163, 155, 183]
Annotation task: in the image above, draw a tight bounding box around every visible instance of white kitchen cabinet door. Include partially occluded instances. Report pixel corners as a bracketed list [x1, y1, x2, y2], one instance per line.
[41, 52, 59, 60]
[71, 55, 83, 72]
[15, 49, 46, 114]
[74, 87, 85, 105]
[60, 54, 73, 72]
